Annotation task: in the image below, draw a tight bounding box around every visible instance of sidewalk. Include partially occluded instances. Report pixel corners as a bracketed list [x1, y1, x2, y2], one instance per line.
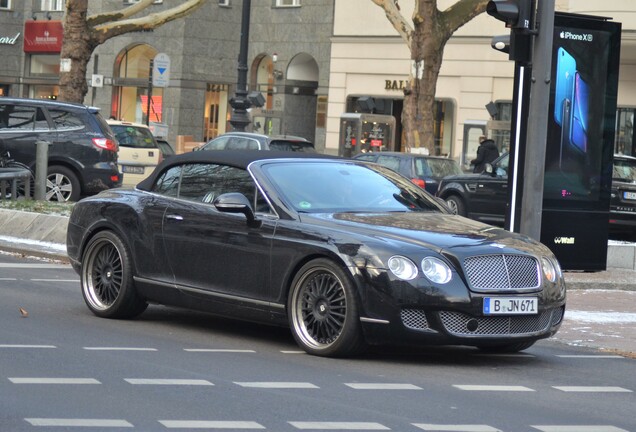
[0, 208, 635, 357]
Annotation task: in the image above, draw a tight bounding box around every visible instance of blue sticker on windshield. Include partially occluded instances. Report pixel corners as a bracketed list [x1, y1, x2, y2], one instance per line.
[299, 201, 312, 209]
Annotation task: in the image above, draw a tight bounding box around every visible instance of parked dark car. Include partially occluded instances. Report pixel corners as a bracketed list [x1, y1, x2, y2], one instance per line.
[67, 151, 565, 357]
[437, 152, 636, 238]
[610, 154, 636, 238]
[352, 151, 463, 194]
[436, 152, 511, 226]
[0, 97, 121, 201]
[198, 131, 315, 152]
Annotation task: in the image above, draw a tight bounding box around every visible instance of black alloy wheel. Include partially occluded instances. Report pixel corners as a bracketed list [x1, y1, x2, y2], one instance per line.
[289, 258, 365, 357]
[445, 195, 467, 217]
[81, 231, 147, 319]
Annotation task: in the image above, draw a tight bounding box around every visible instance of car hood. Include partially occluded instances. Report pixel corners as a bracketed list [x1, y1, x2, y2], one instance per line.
[299, 212, 549, 256]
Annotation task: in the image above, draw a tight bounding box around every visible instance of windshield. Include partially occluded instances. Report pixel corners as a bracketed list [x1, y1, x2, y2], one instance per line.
[263, 161, 444, 213]
[613, 158, 636, 182]
[269, 140, 316, 152]
[111, 125, 158, 149]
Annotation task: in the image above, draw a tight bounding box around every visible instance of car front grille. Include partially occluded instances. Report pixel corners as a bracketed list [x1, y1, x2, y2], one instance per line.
[438, 307, 564, 337]
[401, 309, 430, 331]
[463, 254, 540, 291]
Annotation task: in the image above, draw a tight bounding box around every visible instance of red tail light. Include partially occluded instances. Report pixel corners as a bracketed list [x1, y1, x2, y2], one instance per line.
[411, 178, 426, 189]
[92, 137, 118, 152]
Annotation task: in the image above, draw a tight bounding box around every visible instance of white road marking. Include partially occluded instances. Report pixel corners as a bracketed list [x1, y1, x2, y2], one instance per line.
[556, 355, 625, 359]
[289, 422, 389, 430]
[159, 420, 265, 429]
[281, 350, 305, 354]
[83, 347, 157, 351]
[31, 279, 79, 282]
[453, 385, 535, 392]
[553, 386, 632, 393]
[0, 277, 17, 280]
[532, 426, 629, 432]
[413, 424, 502, 432]
[25, 418, 132, 427]
[0, 263, 69, 268]
[0, 344, 56, 349]
[10, 378, 100, 384]
[125, 379, 214, 386]
[345, 383, 422, 390]
[234, 382, 319, 389]
[184, 349, 256, 353]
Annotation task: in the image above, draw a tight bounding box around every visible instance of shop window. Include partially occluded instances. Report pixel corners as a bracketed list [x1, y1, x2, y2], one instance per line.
[219, 0, 230, 6]
[40, 0, 63, 11]
[316, 96, 327, 128]
[113, 44, 164, 124]
[275, 0, 300, 7]
[29, 54, 60, 77]
[616, 108, 635, 157]
[204, 84, 229, 141]
[0, 0, 11, 10]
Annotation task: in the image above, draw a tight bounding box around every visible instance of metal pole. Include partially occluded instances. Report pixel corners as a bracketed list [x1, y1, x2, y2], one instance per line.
[147, 59, 153, 126]
[519, 0, 555, 240]
[34, 140, 49, 201]
[228, 0, 252, 131]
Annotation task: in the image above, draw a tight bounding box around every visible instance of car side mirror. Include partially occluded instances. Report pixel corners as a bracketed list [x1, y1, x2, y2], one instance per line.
[213, 192, 261, 227]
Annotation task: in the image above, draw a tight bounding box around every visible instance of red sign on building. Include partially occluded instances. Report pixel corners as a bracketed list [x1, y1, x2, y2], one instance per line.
[23, 20, 63, 53]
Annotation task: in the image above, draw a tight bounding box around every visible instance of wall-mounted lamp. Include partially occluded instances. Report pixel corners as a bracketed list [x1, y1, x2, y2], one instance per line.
[31, 13, 37, 20]
[46, 11, 52, 20]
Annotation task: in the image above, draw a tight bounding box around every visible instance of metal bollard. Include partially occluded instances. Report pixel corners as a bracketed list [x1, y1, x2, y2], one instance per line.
[34, 140, 50, 200]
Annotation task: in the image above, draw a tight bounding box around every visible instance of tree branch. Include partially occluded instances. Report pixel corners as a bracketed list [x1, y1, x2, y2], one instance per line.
[90, 0, 206, 42]
[439, 0, 488, 38]
[87, 0, 156, 27]
[371, 0, 413, 48]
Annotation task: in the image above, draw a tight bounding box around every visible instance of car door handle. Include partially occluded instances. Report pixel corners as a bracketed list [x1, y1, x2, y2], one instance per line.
[165, 214, 184, 221]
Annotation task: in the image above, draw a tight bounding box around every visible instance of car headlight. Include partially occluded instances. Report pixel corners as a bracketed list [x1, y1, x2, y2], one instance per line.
[388, 256, 419, 280]
[421, 257, 452, 284]
[541, 256, 561, 283]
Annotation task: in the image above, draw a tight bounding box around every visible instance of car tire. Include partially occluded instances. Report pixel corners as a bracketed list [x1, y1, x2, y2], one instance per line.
[46, 165, 81, 202]
[477, 340, 536, 353]
[81, 231, 148, 319]
[288, 258, 366, 357]
[445, 195, 467, 217]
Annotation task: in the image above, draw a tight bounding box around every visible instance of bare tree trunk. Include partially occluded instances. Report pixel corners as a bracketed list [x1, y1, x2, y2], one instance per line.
[59, 0, 94, 103]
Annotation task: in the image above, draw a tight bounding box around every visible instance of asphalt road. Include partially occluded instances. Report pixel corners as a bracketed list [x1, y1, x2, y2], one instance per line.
[1, 254, 634, 432]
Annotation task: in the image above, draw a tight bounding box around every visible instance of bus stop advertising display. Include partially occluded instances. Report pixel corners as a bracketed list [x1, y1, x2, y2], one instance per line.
[540, 13, 621, 271]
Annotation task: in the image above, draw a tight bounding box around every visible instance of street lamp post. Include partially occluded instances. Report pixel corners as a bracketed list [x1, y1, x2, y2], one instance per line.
[229, 0, 252, 131]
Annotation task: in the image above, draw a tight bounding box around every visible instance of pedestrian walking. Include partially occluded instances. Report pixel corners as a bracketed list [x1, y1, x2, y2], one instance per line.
[471, 136, 499, 173]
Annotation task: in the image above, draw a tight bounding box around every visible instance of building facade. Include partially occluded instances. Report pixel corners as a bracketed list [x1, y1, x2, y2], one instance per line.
[328, 0, 636, 166]
[0, 0, 334, 151]
[1, 0, 635, 162]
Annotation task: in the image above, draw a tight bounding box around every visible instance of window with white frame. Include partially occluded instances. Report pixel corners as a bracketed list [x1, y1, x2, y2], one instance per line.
[41, 0, 64, 11]
[275, 0, 300, 7]
[0, 0, 12, 11]
[219, 0, 230, 6]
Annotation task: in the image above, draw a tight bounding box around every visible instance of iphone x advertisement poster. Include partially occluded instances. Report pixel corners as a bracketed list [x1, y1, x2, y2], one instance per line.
[544, 15, 620, 208]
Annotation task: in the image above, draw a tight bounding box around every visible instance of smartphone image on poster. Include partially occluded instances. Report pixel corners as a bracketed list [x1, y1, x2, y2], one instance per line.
[569, 72, 589, 154]
[554, 47, 576, 126]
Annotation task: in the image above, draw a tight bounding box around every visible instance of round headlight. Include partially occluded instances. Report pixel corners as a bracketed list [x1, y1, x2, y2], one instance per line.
[541, 256, 561, 283]
[421, 257, 452, 284]
[388, 256, 419, 280]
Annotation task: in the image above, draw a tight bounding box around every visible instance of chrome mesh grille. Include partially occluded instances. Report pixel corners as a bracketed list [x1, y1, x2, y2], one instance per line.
[463, 254, 539, 291]
[439, 309, 554, 337]
[401, 309, 430, 330]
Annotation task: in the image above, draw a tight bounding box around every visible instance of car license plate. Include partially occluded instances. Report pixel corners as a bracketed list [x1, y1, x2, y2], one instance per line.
[122, 165, 144, 175]
[623, 191, 636, 201]
[483, 297, 538, 315]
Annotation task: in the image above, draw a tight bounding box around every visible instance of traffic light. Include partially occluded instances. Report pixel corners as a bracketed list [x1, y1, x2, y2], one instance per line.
[487, 0, 535, 65]
[486, 0, 532, 30]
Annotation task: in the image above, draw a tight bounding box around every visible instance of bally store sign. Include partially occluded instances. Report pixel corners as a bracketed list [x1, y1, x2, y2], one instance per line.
[23, 20, 63, 53]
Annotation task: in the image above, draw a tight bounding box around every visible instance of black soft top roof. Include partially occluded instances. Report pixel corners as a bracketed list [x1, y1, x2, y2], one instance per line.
[136, 149, 341, 191]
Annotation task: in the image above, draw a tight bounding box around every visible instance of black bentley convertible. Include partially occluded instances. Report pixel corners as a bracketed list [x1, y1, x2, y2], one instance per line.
[67, 150, 566, 357]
